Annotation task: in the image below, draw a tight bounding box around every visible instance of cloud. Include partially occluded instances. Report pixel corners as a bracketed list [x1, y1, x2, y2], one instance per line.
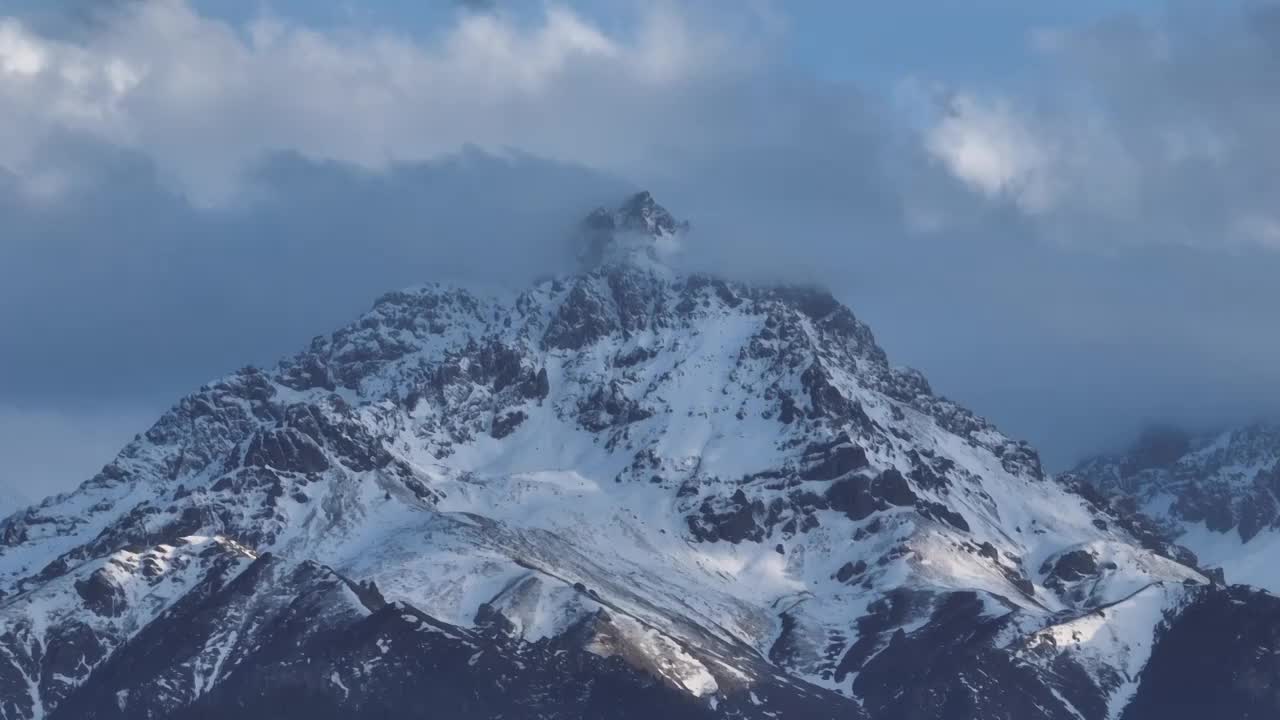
[921, 6, 1280, 253]
[904, 4, 1280, 454]
[0, 1, 789, 496]
[2, 0, 1280, 497]
[0, 142, 640, 498]
[925, 94, 1057, 212]
[0, 1, 762, 204]
[0, 144, 630, 405]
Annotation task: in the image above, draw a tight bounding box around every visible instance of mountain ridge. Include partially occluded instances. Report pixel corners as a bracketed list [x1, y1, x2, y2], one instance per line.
[1066, 421, 1280, 593]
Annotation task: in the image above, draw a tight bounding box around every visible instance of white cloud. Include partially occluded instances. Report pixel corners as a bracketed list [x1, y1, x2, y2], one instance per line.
[0, 19, 47, 75]
[925, 93, 1057, 212]
[0, 2, 750, 204]
[922, 8, 1280, 253]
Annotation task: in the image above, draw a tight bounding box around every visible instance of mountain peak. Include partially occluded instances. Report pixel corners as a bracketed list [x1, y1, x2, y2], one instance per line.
[0, 194, 1276, 719]
[578, 191, 688, 269]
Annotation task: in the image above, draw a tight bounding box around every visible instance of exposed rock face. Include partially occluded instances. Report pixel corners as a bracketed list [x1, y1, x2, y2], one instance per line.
[1121, 585, 1280, 720]
[0, 194, 1275, 720]
[1047, 549, 1099, 582]
[74, 569, 128, 617]
[578, 191, 689, 269]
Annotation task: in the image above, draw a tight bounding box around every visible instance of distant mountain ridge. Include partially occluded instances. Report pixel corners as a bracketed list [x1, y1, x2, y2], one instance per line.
[0, 194, 1276, 720]
[1066, 422, 1280, 592]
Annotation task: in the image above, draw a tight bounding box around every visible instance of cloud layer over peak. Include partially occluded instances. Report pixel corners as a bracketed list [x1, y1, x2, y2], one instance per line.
[2, 1, 1279, 496]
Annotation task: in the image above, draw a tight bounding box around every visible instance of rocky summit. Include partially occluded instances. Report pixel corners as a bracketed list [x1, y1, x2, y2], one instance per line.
[0, 194, 1276, 720]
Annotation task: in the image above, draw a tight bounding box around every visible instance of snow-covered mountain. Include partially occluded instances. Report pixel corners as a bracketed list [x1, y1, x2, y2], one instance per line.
[1066, 423, 1280, 593]
[0, 193, 1276, 720]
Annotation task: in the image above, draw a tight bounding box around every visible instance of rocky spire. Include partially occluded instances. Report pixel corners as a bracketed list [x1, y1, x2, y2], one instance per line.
[577, 191, 689, 269]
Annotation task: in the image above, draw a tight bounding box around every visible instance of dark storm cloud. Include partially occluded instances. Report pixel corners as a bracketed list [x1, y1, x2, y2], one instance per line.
[0, 143, 628, 411]
[0, 141, 632, 495]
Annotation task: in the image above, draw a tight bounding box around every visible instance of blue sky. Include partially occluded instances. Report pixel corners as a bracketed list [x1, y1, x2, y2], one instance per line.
[1, 0, 1279, 496]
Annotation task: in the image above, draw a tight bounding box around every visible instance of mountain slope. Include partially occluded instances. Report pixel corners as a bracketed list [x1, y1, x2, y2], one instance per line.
[0, 193, 1276, 720]
[1066, 423, 1280, 592]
